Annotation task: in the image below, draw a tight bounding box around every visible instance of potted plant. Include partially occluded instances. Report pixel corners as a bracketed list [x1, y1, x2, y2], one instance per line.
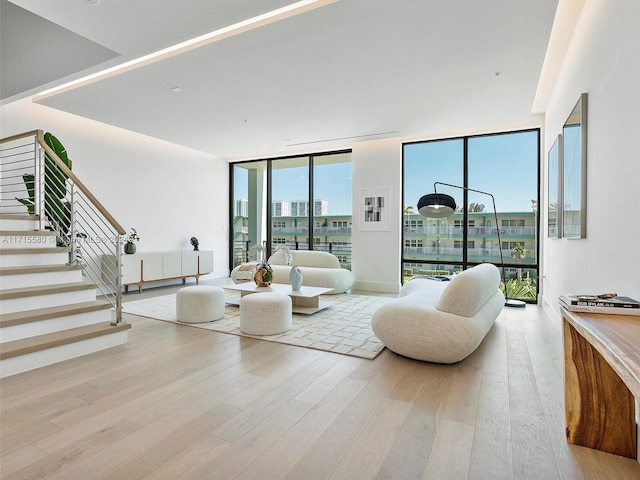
[124, 228, 139, 254]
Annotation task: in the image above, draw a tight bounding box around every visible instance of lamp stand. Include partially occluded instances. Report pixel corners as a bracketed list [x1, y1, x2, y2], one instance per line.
[505, 298, 526, 308]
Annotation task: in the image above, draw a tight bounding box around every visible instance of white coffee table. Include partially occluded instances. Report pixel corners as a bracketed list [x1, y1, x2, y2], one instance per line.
[224, 283, 333, 314]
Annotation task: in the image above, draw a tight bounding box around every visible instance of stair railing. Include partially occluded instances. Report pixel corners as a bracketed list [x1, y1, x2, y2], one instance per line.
[0, 130, 126, 323]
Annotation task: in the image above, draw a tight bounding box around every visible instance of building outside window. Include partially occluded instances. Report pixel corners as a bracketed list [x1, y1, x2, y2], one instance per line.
[332, 221, 349, 228]
[272, 201, 290, 217]
[404, 220, 424, 227]
[405, 239, 424, 248]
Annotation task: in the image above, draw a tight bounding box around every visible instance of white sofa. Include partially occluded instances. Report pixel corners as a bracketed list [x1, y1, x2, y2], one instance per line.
[230, 250, 354, 294]
[371, 263, 504, 363]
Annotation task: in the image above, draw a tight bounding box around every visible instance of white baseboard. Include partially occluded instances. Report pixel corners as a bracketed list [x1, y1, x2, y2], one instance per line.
[540, 294, 562, 334]
[353, 280, 400, 294]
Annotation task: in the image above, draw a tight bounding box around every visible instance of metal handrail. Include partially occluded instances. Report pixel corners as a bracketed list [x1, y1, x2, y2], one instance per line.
[1, 130, 125, 323]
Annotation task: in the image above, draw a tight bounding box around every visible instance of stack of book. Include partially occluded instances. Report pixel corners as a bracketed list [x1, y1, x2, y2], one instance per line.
[559, 294, 640, 316]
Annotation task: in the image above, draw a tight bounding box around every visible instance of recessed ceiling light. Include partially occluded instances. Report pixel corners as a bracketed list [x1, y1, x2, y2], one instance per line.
[171, 87, 183, 92]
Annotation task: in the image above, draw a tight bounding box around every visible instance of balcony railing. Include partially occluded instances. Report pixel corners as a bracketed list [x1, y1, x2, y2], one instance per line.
[403, 246, 536, 264]
[272, 226, 309, 234]
[403, 225, 536, 237]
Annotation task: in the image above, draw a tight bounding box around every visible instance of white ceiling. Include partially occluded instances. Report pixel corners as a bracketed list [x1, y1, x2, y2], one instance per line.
[3, 0, 559, 159]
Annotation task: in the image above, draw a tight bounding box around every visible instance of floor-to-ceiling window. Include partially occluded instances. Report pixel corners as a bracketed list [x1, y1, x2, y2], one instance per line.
[402, 129, 540, 301]
[230, 151, 352, 270]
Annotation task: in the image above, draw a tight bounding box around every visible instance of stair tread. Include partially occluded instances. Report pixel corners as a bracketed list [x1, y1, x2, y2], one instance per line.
[0, 264, 83, 276]
[0, 281, 96, 300]
[0, 300, 112, 327]
[0, 230, 56, 236]
[0, 214, 40, 220]
[0, 321, 131, 360]
[0, 247, 67, 255]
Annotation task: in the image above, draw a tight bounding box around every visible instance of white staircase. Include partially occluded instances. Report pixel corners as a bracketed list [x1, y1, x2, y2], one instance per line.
[0, 214, 130, 378]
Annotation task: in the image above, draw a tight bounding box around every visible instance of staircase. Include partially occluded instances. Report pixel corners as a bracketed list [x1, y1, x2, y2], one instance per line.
[1, 130, 129, 378]
[0, 214, 130, 378]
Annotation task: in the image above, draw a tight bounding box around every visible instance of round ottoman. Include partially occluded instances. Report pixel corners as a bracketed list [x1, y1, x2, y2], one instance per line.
[240, 292, 292, 335]
[176, 286, 225, 323]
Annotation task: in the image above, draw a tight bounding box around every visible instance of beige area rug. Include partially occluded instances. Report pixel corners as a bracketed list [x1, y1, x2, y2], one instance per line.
[123, 292, 391, 359]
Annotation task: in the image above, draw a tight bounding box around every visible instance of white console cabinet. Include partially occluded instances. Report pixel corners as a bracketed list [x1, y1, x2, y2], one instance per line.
[103, 250, 213, 293]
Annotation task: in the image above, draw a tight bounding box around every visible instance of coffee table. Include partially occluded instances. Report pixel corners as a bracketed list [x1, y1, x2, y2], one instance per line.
[224, 283, 333, 314]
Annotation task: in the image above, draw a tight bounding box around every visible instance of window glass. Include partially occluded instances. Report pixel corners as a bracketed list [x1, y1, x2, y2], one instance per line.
[403, 139, 463, 267]
[313, 153, 353, 268]
[271, 156, 309, 252]
[468, 131, 538, 272]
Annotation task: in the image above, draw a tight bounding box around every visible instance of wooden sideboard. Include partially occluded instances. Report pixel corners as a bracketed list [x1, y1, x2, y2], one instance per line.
[562, 307, 640, 459]
[102, 250, 213, 293]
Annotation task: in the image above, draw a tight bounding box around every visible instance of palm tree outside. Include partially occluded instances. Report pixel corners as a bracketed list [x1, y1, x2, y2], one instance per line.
[511, 242, 532, 281]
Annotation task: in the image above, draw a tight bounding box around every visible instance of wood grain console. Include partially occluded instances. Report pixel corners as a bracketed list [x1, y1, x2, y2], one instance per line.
[562, 308, 640, 458]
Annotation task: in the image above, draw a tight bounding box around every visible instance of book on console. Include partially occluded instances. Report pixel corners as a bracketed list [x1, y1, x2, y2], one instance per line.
[559, 294, 640, 309]
[559, 299, 640, 316]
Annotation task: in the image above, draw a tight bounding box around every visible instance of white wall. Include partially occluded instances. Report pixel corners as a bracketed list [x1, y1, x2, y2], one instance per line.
[541, 0, 640, 325]
[351, 138, 402, 294]
[1, 99, 230, 278]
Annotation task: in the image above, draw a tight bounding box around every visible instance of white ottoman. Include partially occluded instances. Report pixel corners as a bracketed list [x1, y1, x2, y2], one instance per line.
[240, 292, 292, 335]
[176, 286, 225, 323]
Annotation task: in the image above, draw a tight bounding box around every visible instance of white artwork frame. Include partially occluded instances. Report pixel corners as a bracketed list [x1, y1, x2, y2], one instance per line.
[359, 187, 390, 231]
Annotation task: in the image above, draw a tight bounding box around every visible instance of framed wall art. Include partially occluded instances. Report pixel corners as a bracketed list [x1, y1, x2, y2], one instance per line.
[359, 187, 390, 231]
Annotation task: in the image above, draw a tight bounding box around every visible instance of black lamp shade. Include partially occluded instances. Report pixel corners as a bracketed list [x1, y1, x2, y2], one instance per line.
[417, 193, 457, 218]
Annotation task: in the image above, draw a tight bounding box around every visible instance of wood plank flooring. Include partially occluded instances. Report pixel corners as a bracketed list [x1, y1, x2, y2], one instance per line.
[2, 282, 640, 479]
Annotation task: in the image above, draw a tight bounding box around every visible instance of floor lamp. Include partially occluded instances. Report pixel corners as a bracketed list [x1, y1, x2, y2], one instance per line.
[417, 181, 526, 308]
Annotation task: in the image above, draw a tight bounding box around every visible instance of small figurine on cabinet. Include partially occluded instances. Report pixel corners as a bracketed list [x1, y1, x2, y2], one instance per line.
[190, 237, 199, 251]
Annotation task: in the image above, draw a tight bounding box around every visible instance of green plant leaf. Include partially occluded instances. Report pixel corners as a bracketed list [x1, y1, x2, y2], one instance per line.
[23, 173, 35, 200]
[44, 132, 71, 199]
[16, 197, 35, 215]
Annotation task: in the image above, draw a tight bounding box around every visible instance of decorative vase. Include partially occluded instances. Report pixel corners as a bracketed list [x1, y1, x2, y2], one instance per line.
[254, 262, 273, 287]
[124, 242, 136, 254]
[289, 266, 303, 291]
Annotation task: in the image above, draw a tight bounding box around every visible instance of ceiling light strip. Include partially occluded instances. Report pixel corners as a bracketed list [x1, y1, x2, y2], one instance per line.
[34, 0, 337, 101]
[286, 131, 399, 146]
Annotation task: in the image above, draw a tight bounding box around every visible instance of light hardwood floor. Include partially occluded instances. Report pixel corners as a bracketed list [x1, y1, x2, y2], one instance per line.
[2, 281, 640, 479]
